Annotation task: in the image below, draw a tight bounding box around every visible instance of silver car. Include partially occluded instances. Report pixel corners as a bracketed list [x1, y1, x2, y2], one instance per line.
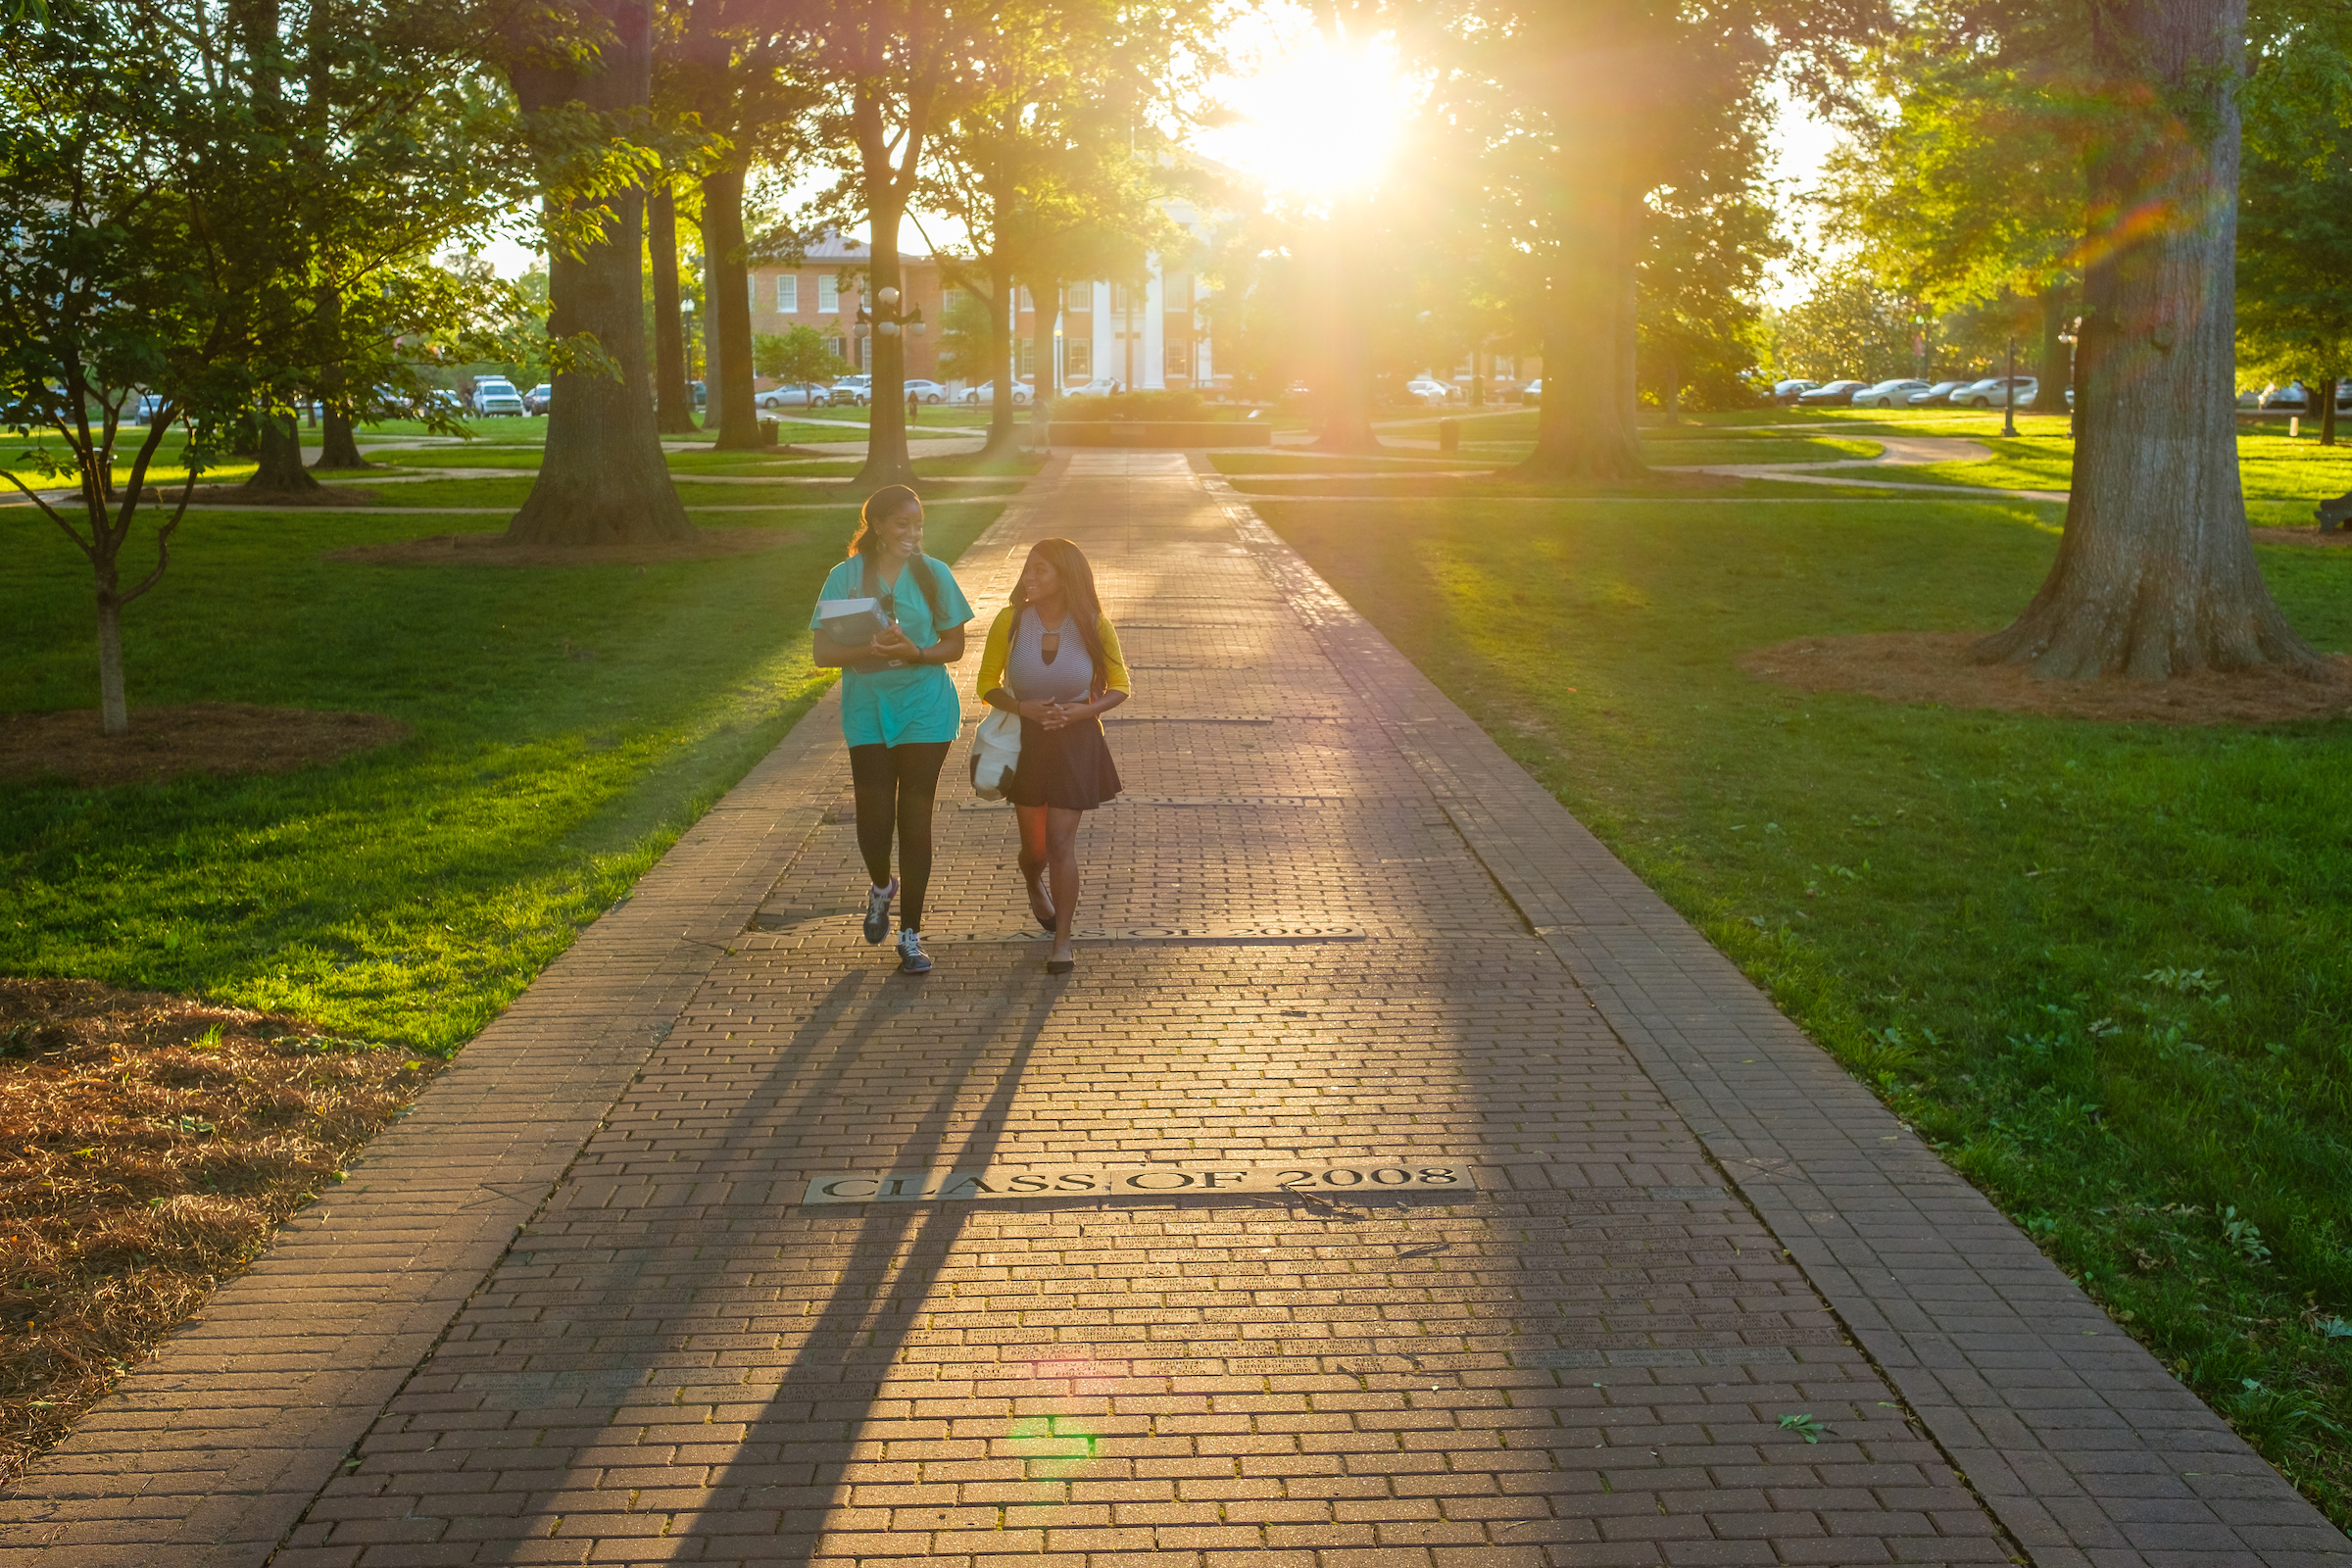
[472, 378, 524, 416]
[754, 381, 831, 410]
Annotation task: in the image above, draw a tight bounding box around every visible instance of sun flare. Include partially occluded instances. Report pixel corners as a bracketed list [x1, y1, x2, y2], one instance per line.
[1215, 36, 1408, 204]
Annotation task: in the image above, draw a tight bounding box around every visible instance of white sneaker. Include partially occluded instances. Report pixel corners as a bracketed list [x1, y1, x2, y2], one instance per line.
[862, 878, 899, 945]
[897, 927, 932, 973]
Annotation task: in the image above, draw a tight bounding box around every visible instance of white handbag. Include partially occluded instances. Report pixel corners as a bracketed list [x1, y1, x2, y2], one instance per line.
[969, 708, 1022, 799]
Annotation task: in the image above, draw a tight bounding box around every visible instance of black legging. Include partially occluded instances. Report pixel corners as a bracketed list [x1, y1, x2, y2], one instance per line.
[848, 741, 951, 930]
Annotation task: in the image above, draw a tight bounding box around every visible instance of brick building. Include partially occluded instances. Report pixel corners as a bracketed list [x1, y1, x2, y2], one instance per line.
[742, 201, 1224, 395]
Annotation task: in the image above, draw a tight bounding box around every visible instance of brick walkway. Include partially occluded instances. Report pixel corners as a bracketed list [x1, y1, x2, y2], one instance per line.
[7, 454, 2348, 1567]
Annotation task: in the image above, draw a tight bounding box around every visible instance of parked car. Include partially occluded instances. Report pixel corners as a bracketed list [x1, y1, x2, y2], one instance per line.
[1851, 378, 1933, 409]
[689, 379, 706, 411]
[1771, 378, 1821, 404]
[523, 383, 553, 416]
[1905, 380, 1972, 407]
[960, 380, 1035, 406]
[126, 392, 166, 424]
[900, 379, 950, 404]
[1956, 375, 2035, 408]
[1521, 378, 1542, 405]
[471, 377, 524, 416]
[1065, 376, 1126, 398]
[1405, 377, 1462, 406]
[2259, 379, 2351, 412]
[754, 381, 831, 410]
[1796, 379, 1870, 407]
[828, 375, 873, 406]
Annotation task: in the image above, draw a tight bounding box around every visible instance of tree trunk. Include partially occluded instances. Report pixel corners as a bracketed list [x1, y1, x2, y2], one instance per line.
[1971, 0, 2311, 677]
[1030, 278, 1060, 446]
[2029, 286, 2071, 414]
[1310, 201, 1380, 454]
[984, 265, 1018, 458]
[1516, 128, 1644, 481]
[504, 0, 690, 546]
[649, 185, 695, 434]
[2324, 368, 2338, 447]
[858, 195, 915, 488]
[701, 159, 760, 450]
[316, 404, 367, 468]
[95, 589, 127, 738]
[245, 412, 322, 493]
[702, 238, 723, 434]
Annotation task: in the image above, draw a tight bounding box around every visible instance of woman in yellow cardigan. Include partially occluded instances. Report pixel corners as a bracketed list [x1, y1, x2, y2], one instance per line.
[975, 538, 1129, 974]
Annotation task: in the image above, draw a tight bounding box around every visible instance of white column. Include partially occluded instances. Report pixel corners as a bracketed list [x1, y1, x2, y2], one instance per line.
[1141, 258, 1166, 390]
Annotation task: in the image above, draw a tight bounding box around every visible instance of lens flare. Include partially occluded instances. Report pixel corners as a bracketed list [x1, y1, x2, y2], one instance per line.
[1216, 35, 1408, 203]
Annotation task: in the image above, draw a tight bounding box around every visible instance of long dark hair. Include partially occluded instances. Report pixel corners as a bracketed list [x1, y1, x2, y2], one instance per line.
[1012, 537, 1110, 697]
[847, 484, 945, 622]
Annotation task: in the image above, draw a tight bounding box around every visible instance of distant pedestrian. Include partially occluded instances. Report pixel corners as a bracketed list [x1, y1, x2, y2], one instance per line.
[810, 485, 973, 974]
[975, 538, 1129, 974]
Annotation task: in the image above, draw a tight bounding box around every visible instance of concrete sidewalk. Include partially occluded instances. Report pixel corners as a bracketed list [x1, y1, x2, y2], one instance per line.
[5, 453, 2345, 1567]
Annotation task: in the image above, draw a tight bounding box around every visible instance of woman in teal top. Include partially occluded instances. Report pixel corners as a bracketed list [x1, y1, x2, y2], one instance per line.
[810, 485, 973, 973]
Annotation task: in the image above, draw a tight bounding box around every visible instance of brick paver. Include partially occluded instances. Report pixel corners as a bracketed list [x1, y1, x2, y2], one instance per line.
[6, 451, 2347, 1566]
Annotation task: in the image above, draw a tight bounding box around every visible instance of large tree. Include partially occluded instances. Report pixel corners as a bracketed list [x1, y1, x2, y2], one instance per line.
[1, 0, 515, 735]
[669, 0, 818, 450]
[920, 0, 1190, 457]
[502, 0, 692, 545]
[1820, 18, 2088, 416]
[2235, 70, 2352, 448]
[806, 0, 1013, 486]
[1970, 0, 2315, 677]
[1419, 0, 1874, 481]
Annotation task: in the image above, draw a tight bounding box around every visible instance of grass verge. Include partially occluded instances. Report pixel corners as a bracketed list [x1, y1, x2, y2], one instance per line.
[1259, 486, 2352, 1524]
[2, 475, 1001, 1053]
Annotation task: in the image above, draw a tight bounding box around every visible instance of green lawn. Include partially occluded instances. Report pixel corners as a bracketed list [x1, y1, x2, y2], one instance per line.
[0, 468, 1004, 1054]
[1262, 488, 2352, 1523]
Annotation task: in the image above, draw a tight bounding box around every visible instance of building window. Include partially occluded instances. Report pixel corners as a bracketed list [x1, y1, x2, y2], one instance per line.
[1164, 340, 1190, 378]
[777, 274, 799, 313]
[748, 275, 759, 311]
[1165, 272, 1192, 308]
[1017, 337, 1036, 378]
[1065, 338, 1092, 377]
[827, 336, 846, 363]
[1110, 282, 1128, 314]
[1017, 285, 1033, 312]
[1067, 280, 1092, 311]
[818, 274, 839, 313]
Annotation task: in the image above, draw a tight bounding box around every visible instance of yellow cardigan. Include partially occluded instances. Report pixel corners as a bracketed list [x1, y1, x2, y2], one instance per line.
[975, 604, 1130, 702]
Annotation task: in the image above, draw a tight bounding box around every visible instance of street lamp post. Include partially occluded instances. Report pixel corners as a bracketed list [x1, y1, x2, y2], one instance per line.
[858, 285, 925, 384]
[679, 298, 699, 420]
[2003, 336, 2019, 438]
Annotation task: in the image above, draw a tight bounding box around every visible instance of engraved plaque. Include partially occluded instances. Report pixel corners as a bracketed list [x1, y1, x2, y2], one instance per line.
[801, 1161, 1479, 1205]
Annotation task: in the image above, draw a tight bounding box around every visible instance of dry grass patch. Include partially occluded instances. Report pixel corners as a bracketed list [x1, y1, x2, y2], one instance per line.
[0, 978, 436, 1487]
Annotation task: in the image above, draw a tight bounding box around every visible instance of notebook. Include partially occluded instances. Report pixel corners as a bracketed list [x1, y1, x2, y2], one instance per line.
[817, 597, 893, 644]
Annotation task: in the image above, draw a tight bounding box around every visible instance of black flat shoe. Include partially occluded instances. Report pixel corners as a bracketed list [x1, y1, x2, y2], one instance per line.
[1046, 957, 1075, 975]
[1020, 861, 1056, 931]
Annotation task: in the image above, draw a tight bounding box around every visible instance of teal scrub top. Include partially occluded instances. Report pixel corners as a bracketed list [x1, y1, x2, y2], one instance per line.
[812, 555, 974, 748]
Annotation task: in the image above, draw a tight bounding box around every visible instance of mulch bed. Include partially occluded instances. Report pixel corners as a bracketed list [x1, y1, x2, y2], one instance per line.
[324, 527, 802, 567]
[177, 483, 384, 507]
[2251, 526, 2352, 548]
[0, 704, 409, 788]
[1739, 631, 2352, 724]
[0, 978, 439, 1488]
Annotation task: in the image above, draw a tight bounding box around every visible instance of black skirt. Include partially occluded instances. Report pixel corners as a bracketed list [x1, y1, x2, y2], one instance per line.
[1007, 714, 1121, 809]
